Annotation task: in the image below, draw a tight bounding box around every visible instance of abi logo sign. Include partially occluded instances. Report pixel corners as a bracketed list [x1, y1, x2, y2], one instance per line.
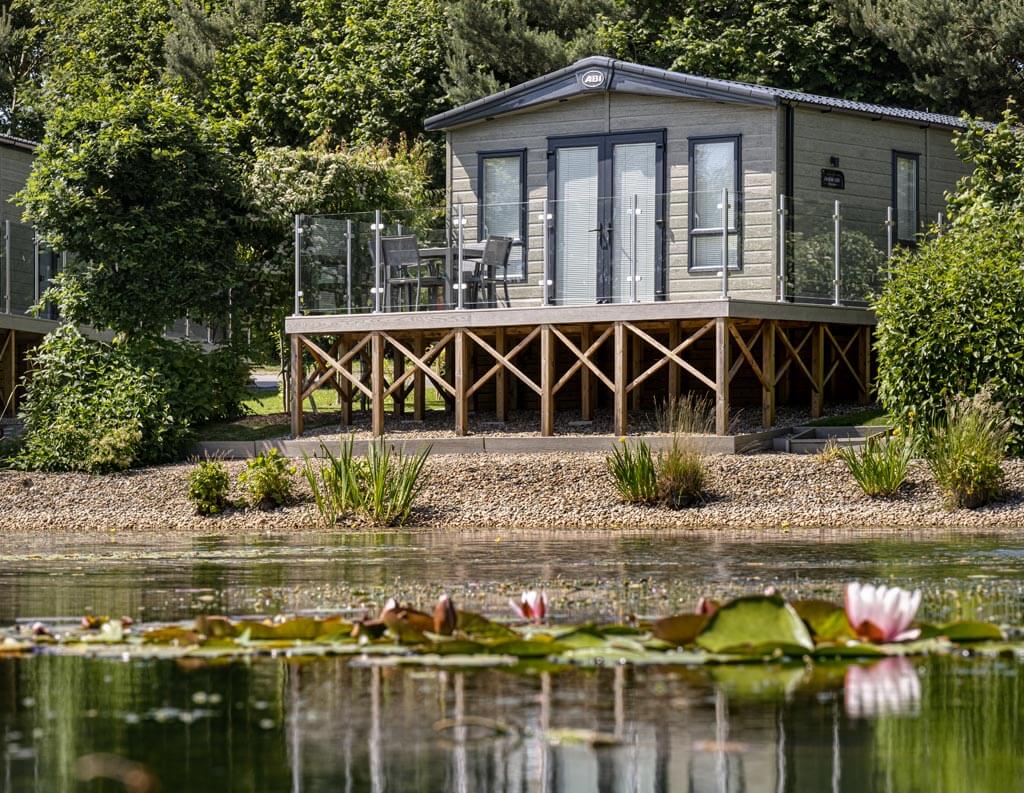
[580, 70, 606, 90]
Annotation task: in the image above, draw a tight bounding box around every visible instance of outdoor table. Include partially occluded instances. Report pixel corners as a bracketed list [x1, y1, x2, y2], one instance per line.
[418, 242, 488, 306]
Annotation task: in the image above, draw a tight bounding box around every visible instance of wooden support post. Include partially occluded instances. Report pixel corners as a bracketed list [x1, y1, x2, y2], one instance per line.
[495, 327, 507, 423]
[0, 329, 13, 418]
[715, 317, 730, 435]
[371, 331, 385, 436]
[540, 324, 554, 436]
[858, 325, 872, 405]
[580, 324, 594, 421]
[443, 340, 455, 413]
[777, 327, 791, 406]
[630, 332, 642, 411]
[762, 320, 776, 428]
[339, 337, 352, 428]
[413, 332, 426, 420]
[811, 323, 825, 419]
[668, 322, 681, 403]
[614, 322, 628, 437]
[393, 348, 405, 417]
[454, 329, 468, 436]
[289, 334, 304, 438]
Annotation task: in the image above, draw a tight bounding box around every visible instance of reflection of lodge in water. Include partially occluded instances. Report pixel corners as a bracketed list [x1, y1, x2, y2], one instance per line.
[278, 661, 907, 793]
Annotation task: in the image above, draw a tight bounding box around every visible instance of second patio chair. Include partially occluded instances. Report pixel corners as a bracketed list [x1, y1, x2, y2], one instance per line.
[380, 235, 447, 311]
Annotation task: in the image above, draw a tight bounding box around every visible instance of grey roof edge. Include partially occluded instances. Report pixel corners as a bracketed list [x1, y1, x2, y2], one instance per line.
[424, 57, 970, 132]
[0, 132, 37, 152]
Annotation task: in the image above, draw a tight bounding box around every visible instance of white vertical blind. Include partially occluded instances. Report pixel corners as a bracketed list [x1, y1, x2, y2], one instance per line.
[612, 142, 656, 302]
[691, 139, 739, 270]
[895, 156, 918, 242]
[555, 146, 599, 305]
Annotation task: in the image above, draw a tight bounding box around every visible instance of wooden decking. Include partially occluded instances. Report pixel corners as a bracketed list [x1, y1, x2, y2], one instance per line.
[284, 298, 875, 438]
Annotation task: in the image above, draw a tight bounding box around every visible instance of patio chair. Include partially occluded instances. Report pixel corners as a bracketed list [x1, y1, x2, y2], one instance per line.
[466, 235, 513, 308]
[380, 235, 447, 311]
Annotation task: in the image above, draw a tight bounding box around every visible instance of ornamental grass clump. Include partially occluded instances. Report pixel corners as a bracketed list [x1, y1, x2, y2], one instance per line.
[187, 459, 231, 516]
[239, 449, 295, 509]
[656, 394, 712, 509]
[926, 391, 1009, 510]
[303, 437, 430, 527]
[606, 439, 658, 504]
[838, 434, 915, 497]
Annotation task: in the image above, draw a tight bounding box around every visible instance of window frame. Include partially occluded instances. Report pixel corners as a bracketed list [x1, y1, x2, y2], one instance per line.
[687, 134, 743, 272]
[891, 150, 921, 245]
[477, 148, 528, 282]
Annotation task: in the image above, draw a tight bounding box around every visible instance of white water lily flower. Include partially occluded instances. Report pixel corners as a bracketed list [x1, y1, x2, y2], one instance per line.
[844, 582, 921, 642]
[509, 590, 548, 624]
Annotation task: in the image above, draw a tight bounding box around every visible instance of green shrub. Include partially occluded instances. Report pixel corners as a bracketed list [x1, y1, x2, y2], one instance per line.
[13, 326, 250, 473]
[607, 439, 658, 504]
[926, 392, 1008, 510]
[838, 434, 915, 497]
[303, 437, 430, 526]
[187, 460, 232, 516]
[875, 207, 1024, 452]
[657, 443, 706, 509]
[239, 449, 295, 509]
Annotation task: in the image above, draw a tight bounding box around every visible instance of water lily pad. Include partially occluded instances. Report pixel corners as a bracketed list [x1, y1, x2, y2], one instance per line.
[456, 612, 518, 640]
[791, 600, 854, 642]
[927, 620, 1004, 642]
[695, 596, 814, 656]
[652, 614, 708, 646]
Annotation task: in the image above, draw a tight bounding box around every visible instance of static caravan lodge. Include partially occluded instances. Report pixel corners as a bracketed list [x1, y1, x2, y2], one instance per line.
[286, 58, 975, 438]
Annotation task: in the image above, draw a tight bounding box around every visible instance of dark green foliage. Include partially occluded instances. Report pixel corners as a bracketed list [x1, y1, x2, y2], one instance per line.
[875, 208, 1024, 452]
[14, 326, 249, 472]
[187, 459, 232, 516]
[18, 86, 245, 336]
[444, 0, 615, 105]
[926, 393, 1008, 510]
[0, 2, 46, 138]
[838, 0, 1024, 117]
[789, 227, 887, 303]
[599, 0, 920, 107]
[238, 449, 295, 508]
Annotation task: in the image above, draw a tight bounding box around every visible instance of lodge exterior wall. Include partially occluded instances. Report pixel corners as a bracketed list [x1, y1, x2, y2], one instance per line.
[447, 93, 779, 306]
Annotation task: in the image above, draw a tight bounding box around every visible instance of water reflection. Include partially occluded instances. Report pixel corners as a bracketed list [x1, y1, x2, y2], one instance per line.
[1, 652, 1021, 792]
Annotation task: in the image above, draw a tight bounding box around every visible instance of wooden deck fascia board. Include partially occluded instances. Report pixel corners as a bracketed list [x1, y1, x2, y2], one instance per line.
[284, 299, 875, 336]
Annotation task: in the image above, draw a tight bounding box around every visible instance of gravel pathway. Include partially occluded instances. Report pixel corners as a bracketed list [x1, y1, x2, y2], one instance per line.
[2, 453, 1023, 535]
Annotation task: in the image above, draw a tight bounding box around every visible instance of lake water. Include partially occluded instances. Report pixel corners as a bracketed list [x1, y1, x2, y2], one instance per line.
[1, 531, 1022, 792]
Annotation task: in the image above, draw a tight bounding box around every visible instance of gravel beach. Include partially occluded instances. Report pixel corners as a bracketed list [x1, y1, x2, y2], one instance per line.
[2, 452, 1023, 536]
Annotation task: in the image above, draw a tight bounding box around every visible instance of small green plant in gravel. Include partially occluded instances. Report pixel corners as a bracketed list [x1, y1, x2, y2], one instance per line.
[239, 449, 295, 509]
[926, 391, 1009, 510]
[187, 459, 231, 516]
[657, 443, 706, 509]
[607, 439, 658, 504]
[839, 434, 915, 497]
[303, 437, 430, 527]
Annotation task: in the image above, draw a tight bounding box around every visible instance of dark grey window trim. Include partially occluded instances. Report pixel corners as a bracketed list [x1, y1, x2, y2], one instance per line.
[688, 134, 743, 272]
[544, 129, 667, 302]
[478, 148, 528, 282]
[891, 150, 921, 245]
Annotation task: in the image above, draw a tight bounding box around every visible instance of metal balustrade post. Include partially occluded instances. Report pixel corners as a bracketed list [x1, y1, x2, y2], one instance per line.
[345, 218, 353, 314]
[720, 188, 730, 299]
[885, 206, 894, 260]
[630, 193, 639, 303]
[833, 199, 842, 306]
[777, 194, 786, 302]
[32, 231, 39, 305]
[538, 199, 553, 305]
[293, 215, 302, 315]
[937, 211, 945, 237]
[456, 202, 465, 310]
[373, 209, 383, 313]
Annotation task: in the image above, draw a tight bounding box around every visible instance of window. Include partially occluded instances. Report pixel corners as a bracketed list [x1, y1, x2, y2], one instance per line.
[893, 151, 919, 244]
[689, 136, 741, 270]
[479, 150, 527, 280]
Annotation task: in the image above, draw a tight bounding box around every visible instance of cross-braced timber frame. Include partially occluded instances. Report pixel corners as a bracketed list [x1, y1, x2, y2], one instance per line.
[285, 300, 874, 438]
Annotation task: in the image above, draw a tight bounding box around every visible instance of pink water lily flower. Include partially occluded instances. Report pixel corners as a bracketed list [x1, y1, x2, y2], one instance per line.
[845, 657, 921, 718]
[844, 582, 921, 643]
[509, 590, 548, 624]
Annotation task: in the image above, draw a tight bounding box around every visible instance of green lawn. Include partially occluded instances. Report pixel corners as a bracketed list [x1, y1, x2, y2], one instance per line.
[810, 406, 892, 427]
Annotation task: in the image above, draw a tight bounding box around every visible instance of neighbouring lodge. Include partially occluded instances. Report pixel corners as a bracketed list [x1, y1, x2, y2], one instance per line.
[287, 58, 974, 438]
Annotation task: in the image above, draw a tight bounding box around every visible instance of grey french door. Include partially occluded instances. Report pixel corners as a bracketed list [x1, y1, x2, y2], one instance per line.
[547, 130, 664, 304]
